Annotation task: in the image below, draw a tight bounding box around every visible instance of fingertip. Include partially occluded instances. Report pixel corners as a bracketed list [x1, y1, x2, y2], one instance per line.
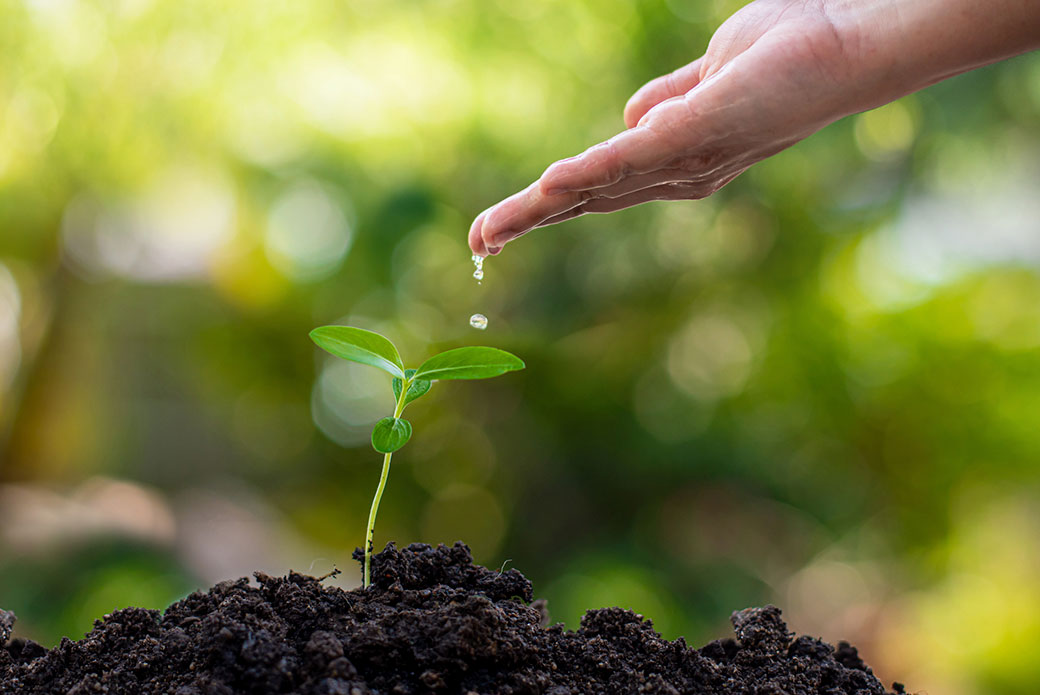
[481, 205, 515, 252]
[625, 60, 705, 129]
[623, 91, 651, 129]
[468, 211, 490, 256]
[625, 73, 671, 129]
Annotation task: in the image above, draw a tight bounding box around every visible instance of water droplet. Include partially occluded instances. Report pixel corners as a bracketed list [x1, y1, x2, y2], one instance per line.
[470, 254, 487, 324]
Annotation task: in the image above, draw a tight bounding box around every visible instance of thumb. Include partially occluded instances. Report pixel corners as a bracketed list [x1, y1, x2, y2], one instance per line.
[623, 57, 705, 129]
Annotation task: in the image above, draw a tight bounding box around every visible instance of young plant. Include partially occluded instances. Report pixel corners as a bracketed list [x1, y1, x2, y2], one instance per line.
[309, 325, 525, 588]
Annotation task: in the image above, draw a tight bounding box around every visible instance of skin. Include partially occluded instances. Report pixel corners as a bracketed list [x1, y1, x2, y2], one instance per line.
[469, 0, 1040, 257]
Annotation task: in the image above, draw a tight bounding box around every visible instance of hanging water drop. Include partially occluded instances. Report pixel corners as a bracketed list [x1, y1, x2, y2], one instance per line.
[473, 268, 484, 281]
[469, 313, 488, 330]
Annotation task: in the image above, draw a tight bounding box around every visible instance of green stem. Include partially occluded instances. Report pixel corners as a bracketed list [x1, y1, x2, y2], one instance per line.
[364, 450, 393, 588]
[363, 377, 410, 588]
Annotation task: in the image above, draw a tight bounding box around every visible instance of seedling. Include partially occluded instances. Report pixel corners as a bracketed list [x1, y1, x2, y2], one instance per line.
[310, 325, 525, 587]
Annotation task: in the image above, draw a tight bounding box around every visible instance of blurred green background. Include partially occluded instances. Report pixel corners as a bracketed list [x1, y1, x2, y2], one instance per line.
[2, 1, 1039, 693]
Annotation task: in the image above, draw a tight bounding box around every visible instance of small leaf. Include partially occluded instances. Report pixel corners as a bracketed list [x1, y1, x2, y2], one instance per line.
[310, 326, 405, 379]
[371, 417, 412, 453]
[413, 346, 525, 381]
[392, 369, 432, 407]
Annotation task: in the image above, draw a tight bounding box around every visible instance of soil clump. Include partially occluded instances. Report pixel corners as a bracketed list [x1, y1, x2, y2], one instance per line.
[1, 542, 904, 694]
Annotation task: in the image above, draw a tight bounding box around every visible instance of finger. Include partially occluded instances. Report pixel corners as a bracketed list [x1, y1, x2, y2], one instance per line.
[584, 167, 689, 199]
[479, 169, 689, 251]
[477, 182, 543, 255]
[535, 171, 742, 229]
[469, 209, 491, 256]
[538, 125, 677, 197]
[534, 183, 704, 228]
[623, 57, 705, 128]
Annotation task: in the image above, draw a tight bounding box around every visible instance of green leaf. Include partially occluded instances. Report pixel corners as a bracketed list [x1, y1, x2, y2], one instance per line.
[413, 346, 525, 381]
[371, 417, 412, 453]
[310, 326, 405, 379]
[392, 368, 432, 407]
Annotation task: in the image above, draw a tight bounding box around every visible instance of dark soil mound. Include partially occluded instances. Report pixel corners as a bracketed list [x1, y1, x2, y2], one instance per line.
[1, 542, 904, 694]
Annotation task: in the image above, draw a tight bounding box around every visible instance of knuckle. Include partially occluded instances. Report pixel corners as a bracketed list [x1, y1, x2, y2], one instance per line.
[600, 140, 628, 184]
[663, 72, 679, 98]
[644, 99, 696, 146]
[542, 160, 564, 182]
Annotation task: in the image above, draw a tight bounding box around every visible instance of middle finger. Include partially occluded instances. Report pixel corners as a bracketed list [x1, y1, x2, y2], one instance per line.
[479, 168, 689, 251]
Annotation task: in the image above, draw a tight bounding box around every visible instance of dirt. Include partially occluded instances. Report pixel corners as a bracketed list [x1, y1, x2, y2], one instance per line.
[1, 542, 905, 694]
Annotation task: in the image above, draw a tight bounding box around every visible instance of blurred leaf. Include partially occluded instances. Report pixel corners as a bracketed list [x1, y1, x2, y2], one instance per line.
[413, 346, 525, 381]
[371, 417, 412, 453]
[392, 368, 432, 407]
[310, 326, 405, 379]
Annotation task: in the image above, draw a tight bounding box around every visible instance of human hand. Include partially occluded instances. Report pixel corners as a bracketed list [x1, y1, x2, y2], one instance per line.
[468, 0, 1040, 257]
[469, 0, 863, 256]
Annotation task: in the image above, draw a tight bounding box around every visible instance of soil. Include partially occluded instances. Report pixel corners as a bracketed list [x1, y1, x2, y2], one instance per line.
[1, 542, 905, 695]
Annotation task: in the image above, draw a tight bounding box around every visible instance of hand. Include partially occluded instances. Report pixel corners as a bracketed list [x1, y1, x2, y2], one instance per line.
[468, 0, 1040, 257]
[469, 0, 861, 256]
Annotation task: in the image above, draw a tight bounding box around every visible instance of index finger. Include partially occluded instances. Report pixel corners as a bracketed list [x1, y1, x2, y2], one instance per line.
[473, 167, 689, 255]
[539, 122, 678, 195]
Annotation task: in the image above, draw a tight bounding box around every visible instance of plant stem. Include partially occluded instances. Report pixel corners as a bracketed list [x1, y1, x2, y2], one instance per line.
[364, 450, 393, 588]
[363, 378, 410, 588]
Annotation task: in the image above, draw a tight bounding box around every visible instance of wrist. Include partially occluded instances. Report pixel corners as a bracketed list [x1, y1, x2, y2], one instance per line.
[825, 0, 1040, 111]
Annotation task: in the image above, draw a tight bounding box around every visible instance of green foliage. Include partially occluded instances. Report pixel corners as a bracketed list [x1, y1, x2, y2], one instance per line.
[392, 369, 431, 407]
[413, 346, 526, 381]
[309, 326, 405, 379]
[371, 417, 412, 453]
[310, 325, 524, 586]
[311, 328, 526, 454]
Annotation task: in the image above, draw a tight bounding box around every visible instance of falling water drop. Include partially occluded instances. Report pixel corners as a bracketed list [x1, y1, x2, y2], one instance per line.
[470, 254, 487, 328]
